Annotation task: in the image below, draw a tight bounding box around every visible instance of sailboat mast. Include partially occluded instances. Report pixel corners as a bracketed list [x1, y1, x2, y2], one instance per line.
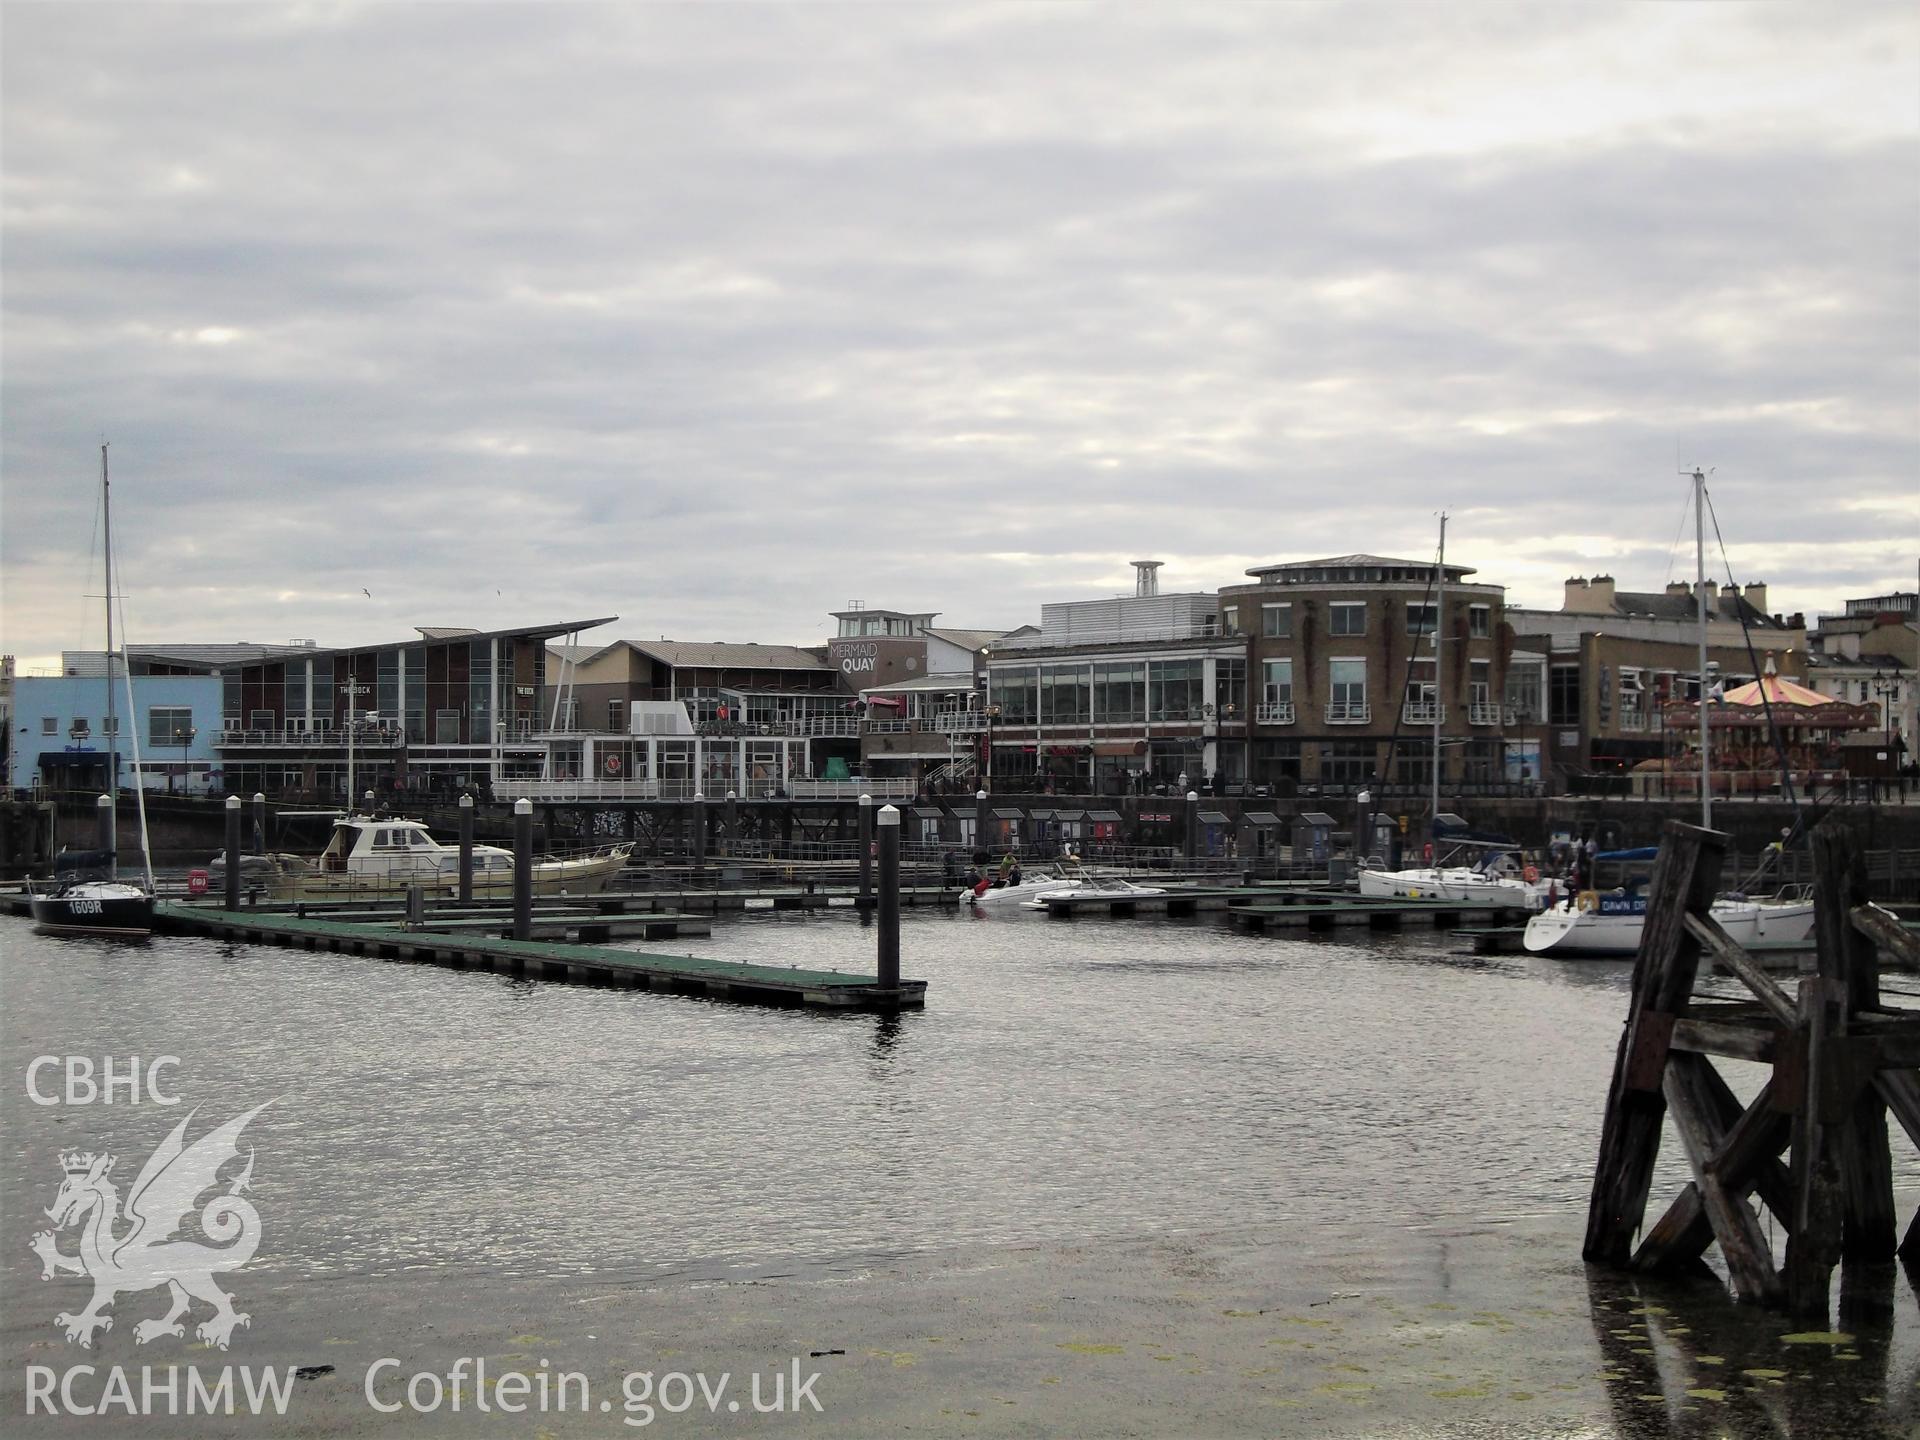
[101, 444, 118, 878]
[1433, 513, 1446, 825]
[1694, 468, 1712, 830]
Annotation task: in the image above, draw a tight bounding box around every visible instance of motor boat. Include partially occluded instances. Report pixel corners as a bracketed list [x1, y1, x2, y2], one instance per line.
[1357, 844, 1552, 908]
[212, 814, 633, 901]
[959, 860, 1166, 911]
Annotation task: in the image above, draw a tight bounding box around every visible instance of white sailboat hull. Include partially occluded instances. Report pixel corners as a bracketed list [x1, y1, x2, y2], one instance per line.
[1523, 896, 1816, 958]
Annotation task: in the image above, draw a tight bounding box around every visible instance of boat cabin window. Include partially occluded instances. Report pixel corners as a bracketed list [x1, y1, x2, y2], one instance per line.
[374, 829, 397, 848]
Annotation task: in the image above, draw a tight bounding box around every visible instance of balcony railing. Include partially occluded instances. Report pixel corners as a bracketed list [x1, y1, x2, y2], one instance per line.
[1401, 701, 1445, 726]
[1468, 702, 1506, 726]
[217, 725, 403, 749]
[1325, 701, 1371, 725]
[786, 778, 918, 800]
[1618, 710, 1648, 733]
[1255, 701, 1296, 725]
[933, 710, 985, 734]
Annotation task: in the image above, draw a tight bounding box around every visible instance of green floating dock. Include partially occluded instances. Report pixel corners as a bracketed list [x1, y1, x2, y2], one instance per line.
[153, 902, 924, 1010]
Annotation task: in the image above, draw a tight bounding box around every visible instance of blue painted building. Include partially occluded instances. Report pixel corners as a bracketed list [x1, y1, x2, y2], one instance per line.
[8, 671, 224, 795]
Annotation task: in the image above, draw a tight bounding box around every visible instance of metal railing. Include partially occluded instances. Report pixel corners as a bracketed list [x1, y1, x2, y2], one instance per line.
[1255, 701, 1296, 725]
[933, 711, 985, 733]
[217, 725, 402, 749]
[787, 777, 918, 800]
[1401, 701, 1445, 726]
[1325, 702, 1371, 725]
[1468, 702, 1505, 726]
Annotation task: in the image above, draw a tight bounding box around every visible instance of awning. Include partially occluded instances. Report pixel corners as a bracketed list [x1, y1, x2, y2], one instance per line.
[1199, 810, 1230, 825]
[1242, 811, 1282, 826]
[866, 695, 904, 709]
[1088, 809, 1122, 823]
[1093, 741, 1147, 757]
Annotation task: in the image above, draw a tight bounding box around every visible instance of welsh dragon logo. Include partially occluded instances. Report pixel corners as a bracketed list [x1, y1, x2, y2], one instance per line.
[31, 1103, 270, 1350]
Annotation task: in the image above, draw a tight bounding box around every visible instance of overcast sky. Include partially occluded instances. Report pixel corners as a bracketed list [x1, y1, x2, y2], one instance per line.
[4, 2, 1915, 670]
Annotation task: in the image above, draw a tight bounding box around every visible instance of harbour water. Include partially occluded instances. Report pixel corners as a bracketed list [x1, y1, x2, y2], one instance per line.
[5, 906, 1919, 1434]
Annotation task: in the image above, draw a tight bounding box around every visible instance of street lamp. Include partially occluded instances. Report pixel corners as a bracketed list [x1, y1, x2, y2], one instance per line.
[172, 724, 196, 795]
[985, 704, 1001, 792]
[1872, 665, 1903, 783]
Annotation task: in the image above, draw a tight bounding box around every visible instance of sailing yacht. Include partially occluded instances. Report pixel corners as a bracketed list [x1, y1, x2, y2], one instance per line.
[1522, 470, 1816, 958]
[29, 447, 157, 938]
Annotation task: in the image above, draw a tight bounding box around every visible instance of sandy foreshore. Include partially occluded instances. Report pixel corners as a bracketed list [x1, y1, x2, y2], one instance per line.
[6, 1210, 1912, 1437]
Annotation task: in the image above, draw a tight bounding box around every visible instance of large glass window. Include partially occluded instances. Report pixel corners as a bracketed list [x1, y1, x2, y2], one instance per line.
[1319, 740, 1377, 785]
[1221, 605, 1241, 636]
[1149, 659, 1204, 721]
[988, 668, 1037, 723]
[1261, 603, 1292, 638]
[403, 647, 426, 743]
[1093, 663, 1145, 722]
[469, 641, 494, 741]
[1469, 604, 1491, 638]
[1329, 659, 1367, 717]
[1329, 602, 1367, 637]
[1262, 659, 1293, 705]
[1506, 662, 1542, 722]
[1406, 604, 1437, 636]
[149, 706, 195, 748]
[1470, 659, 1492, 708]
[1549, 664, 1581, 726]
[1214, 658, 1245, 719]
[1040, 664, 1090, 725]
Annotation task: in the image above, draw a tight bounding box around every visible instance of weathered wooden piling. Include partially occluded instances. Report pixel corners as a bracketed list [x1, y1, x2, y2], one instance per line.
[1584, 819, 1920, 1318]
[457, 793, 475, 903]
[877, 803, 900, 989]
[858, 792, 874, 909]
[511, 797, 533, 942]
[223, 794, 242, 911]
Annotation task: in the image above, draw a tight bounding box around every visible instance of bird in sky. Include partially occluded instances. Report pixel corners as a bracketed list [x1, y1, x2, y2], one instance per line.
[362, 588, 371, 597]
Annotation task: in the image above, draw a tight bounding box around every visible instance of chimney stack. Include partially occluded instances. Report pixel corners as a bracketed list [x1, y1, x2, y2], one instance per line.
[1131, 560, 1163, 598]
[1742, 582, 1767, 613]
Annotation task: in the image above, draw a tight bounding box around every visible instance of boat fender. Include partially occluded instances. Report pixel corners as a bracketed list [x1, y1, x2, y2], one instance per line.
[1578, 890, 1599, 913]
[1523, 864, 1539, 884]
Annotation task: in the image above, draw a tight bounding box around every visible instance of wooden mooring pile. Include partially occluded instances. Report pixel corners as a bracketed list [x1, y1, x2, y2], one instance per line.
[1585, 819, 1920, 1316]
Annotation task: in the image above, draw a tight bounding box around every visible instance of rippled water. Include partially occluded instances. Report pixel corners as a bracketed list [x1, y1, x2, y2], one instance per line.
[6, 907, 1899, 1285]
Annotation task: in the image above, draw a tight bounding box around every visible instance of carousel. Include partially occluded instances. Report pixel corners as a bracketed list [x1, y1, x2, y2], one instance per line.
[1651, 663, 1877, 797]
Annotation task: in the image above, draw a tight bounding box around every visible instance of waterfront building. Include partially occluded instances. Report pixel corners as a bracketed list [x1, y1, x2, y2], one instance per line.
[980, 562, 1246, 794]
[1507, 577, 1807, 788]
[829, 604, 1005, 787]
[7, 668, 223, 795]
[1806, 590, 1915, 776]
[1217, 554, 1525, 797]
[537, 637, 849, 798]
[206, 620, 616, 800]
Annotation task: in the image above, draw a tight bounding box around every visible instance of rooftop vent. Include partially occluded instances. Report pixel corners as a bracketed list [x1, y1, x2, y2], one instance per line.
[1131, 560, 1163, 597]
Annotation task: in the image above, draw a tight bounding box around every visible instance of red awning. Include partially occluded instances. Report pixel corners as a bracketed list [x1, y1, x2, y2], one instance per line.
[866, 696, 904, 709]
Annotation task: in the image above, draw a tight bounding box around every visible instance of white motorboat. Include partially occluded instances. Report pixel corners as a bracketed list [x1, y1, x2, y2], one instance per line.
[959, 861, 1166, 911]
[216, 814, 633, 900]
[1358, 845, 1550, 908]
[1017, 876, 1168, 910]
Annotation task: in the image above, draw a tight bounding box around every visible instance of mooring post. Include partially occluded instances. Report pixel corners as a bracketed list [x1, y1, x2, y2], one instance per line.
[1185, 789, 1200, 864]
[251, 792, 268, 855]
[457, 793, 475, 903]
[724, 790, 738, 857]
[1583, 820, 1724, 1266]
[223, 795, 242, 912]
[96, 792, 114, 863]
[692, 792, 707, 872]
[512, 797, 533, 941]
[974, 788, 989, 859]
[858, 793, 874, 909]
[877, 803, 901, 990]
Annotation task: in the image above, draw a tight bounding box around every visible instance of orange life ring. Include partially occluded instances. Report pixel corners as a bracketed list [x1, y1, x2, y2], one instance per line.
[1523, 864, 1539, 884]
[605, 755, 622, 775]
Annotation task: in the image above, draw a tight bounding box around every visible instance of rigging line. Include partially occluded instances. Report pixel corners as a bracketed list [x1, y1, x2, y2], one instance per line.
[1703, 485, 1807, 864]
[1660, 479, 1693, 592]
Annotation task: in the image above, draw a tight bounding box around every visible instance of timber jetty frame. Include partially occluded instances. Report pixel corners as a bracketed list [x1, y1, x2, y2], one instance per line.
[1585, 819, 1920, 1316]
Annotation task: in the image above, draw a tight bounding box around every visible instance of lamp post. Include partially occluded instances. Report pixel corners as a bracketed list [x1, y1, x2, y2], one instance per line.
[173, 725, 196, 795]
[985, 703, 1000, 792]
[1872, 665, 1903, 791]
